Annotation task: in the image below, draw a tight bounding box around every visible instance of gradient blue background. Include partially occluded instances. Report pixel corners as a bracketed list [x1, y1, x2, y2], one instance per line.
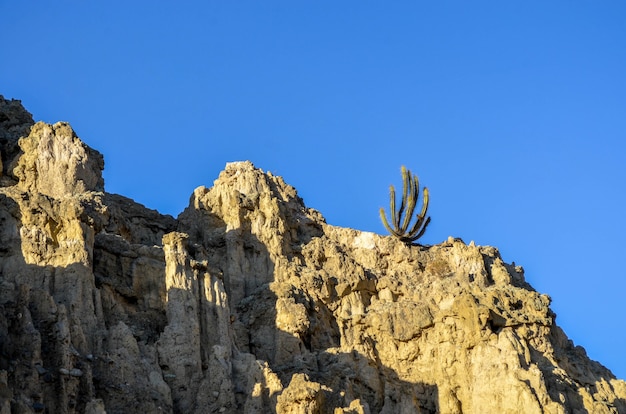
[2, 1, 625, 380]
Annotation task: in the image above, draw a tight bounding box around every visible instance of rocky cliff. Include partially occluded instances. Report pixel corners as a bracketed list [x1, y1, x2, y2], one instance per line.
[0, 96, 625, 414]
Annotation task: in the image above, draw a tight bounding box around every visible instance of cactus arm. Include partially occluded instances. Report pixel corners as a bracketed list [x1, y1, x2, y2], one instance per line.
[418, 186, 429, 225]
[401, 171, 419, 233]
[408, 216, 431, 243]
[395, 166, 409, 229]
[407, 187, 430, 237]
[388, 185, 397, 231]
[379, 208, 394, 234]
[380, 208, 402, 238]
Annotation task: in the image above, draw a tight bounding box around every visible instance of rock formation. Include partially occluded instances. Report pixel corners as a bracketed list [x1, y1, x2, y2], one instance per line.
[0, 95, 625, 413]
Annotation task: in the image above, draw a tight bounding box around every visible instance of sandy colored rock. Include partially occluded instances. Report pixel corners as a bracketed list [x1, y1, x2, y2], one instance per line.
[13, 121, 104, 198]
[1, 96, 625, 413]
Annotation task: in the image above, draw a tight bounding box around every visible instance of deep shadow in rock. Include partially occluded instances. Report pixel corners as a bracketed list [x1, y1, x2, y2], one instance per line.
[311, 346, 439, 413]
[92, 231, 169, 345]
[0, 191, 180, 413]
[0, 193, 99, 413]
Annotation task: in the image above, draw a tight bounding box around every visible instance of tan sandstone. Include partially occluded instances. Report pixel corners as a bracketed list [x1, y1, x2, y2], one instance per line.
[0, 95, 624, 413]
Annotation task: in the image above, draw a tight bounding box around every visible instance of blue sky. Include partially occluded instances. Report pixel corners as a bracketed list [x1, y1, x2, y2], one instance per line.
[2, 2, 625, 379]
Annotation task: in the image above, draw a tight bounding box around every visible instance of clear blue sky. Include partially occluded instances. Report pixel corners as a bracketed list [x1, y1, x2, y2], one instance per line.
[2, 1, 625, 380]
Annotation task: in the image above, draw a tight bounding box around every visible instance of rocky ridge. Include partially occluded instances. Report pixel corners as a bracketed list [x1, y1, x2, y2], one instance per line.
[0, 95, 625, 413]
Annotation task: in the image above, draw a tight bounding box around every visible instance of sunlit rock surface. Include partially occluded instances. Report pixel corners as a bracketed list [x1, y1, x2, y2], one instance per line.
[1, 96, 625, 413]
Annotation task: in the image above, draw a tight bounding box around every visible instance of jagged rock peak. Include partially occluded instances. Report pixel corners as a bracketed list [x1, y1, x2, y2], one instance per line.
[0, 96, 34, 142]
[225, 160, 255, 170]
[14, 121, 105, 198]
[0, 96, 625, 413]
[213, 160, 305, 207]
[0, 95, 104, 196]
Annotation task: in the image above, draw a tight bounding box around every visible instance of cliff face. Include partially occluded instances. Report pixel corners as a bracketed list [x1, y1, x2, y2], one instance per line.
[0, 96, 625, 414]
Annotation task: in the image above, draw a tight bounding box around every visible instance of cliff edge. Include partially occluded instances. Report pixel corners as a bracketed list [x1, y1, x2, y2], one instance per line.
[1, 96, 625, 413]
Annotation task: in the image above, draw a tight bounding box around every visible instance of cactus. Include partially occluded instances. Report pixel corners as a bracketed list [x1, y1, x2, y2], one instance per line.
[380, 166, 431, 245]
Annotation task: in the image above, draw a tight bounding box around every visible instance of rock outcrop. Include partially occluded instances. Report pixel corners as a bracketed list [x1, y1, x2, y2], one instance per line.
[0, 95, 625, 413]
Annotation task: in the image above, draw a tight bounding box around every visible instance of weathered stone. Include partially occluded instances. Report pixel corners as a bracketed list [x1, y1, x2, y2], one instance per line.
[0, 96, 625, 413]
[13, 121, 104, 198]
[0, 95, 34, 182]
